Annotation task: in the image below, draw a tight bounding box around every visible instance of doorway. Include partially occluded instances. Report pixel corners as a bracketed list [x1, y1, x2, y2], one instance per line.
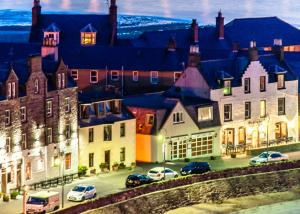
[104, 150, 111, 170]
[1, 170, 7, 194]
[275, 122, 288, 139]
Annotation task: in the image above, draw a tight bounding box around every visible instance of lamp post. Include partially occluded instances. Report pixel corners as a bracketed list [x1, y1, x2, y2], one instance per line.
[58, 134, 66, 209]
[158, 129, 167, 180]
[22, 185, 29, 214]
[266, 115, 270, 162]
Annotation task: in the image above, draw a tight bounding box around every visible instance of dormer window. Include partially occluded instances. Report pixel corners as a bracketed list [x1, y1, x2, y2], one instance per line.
[34, 79, 39, 94]
[223, 80, 232, 96]
[277, 74, 285, 89]
[198, 106, 213, 121]
[57, 73, 66, 89]
[81, 24, 97, 46]
[43, 23, 60, 46]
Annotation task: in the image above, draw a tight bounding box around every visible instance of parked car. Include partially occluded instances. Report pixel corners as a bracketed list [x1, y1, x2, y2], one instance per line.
[126, 174, 155, 188]
[180, 162, 211, 176]
[249, 151, 288, 166]
[147, 167, 178, 181]
[26, 191, 59, 214]
[67, 184, 96, 202]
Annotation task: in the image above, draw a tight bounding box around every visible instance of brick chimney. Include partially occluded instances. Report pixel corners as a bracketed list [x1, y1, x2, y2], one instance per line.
[188, 44, 201, 67]
[216, 10, 224, 40]
[272, 39, 284, 61]
[32, 0, 41, 27]
[191, 19, 199, 43]
[248, 41, 259, 61]
[109, 0, 117, 46]
[28, 55, 42, 73]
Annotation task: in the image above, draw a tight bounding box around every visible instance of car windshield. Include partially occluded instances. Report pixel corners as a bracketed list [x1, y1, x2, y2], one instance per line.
[128, 175, 140, 180]
[72, 186, 86, 192]
[27, 197, 48, 205]
[186, 162, 196, 167]
[258, 153, 269, 158]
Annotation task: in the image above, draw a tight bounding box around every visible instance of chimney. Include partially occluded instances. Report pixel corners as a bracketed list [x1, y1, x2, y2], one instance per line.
[28, 55, 42, 73]
[272, 39, 284, 61]
[32, 0, 41, 27]
[188, 44, 201, 67]
[167, 36, 176, 51]
[191, 19, 199, 43]
[248, 41, 259, 61]
[216, 10, 224, 40]
[109, 0, 117, 46]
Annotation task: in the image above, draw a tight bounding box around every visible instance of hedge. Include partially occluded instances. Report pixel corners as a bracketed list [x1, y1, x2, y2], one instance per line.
[55, 160, 300, 214]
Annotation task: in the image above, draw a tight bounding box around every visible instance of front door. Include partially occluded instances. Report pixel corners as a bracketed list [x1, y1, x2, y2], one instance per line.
[1, 171, 7, 193]
[105, 150, 110, 170]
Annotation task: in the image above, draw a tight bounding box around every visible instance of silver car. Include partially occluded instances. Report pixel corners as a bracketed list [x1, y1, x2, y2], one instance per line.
[249, 151, 288, 166]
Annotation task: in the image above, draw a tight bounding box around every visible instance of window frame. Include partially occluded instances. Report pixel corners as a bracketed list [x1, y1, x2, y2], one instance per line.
[277, 74, 285, 89]
[104, 125, 112, 141]
[260, 100, 266, 118]
[65, 153, 72, 170]
[111, 70, 119, 81]
[6, 137, 11, 153]
[245, 102, 251, 119]
[278, 98, 285, 115]
[146, 114, 155, 126]
[88, 128, 94, 143]
[90, 70, 98, 83]
[174, 72, 182, 82]
[150, 71, 159, 84]
[20, 106, 27, 122]
[89, 153, 94, 167]
[224, 104, 232, 122]
[198, 106, 213, 121]
[173, 112, 184, 124]
[46, 100, 53, 117]
[34, 79, 39, 94]
[120, 147, 125, 162]
[132, 71, 139, 82]
[65, 97, 70, 113]
[21, 133, 27, 150]
[244, 78, 251, 94]
[120, 122, 126, 137]
[71, 70, 79, 80]
[5, 110, 11, 126]
[260, 76, 266, 92]
[81, 32, 96, 46]
[47, 127, 53, 144]
[223, 80, 232, 96]
[65, 124, 71, 139]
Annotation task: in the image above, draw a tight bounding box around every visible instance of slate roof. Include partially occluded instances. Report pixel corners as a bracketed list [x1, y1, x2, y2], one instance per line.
[45, 23, 60, 32]
[285, 52, 300, 91]
[80, 24, 97, 33]
[78, 86, 122, 104]
[30, 14, 111, 45]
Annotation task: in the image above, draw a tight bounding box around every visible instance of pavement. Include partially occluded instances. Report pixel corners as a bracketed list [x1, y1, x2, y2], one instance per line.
[1, 151, 300, 214]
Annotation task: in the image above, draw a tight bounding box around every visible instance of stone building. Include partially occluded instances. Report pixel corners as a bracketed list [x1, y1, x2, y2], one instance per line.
[0, 55, 78, 193]
[176, 41, 298, 154]
[78, 87, 136, 173]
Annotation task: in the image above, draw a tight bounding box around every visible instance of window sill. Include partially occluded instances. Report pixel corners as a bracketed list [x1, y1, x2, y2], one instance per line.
[244, 91, 251, 94]
[173, 121, 185, 124]
[224, 94, 232, 96]
[224, 119, 233, 122]
[260, 90, 266, 92]
[277, 87, 286, 90]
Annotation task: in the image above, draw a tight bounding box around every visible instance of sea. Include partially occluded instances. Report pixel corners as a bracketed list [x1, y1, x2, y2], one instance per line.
[0, 0, 299, 41]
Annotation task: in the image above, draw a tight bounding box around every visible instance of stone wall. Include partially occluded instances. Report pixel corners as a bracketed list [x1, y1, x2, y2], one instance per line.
[85, 168, 300, 214]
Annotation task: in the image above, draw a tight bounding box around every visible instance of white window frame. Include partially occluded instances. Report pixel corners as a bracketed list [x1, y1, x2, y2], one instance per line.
[34, 79, 39, 94]
[278, 98, 285, 115]
[244, 78, 250, 93]
[12, 82, 16, 98]
[6, 137, 11, 153]
[46, 100, 53, 117]
[245, 102, 251, 119]
[7, 82, 11, 99]
[224, 104, 232, 121]
[132, 71, 139, 82]
[61, 73, 65, 89]
[224, 80, 232, 95]
[5, 110, 11, 126]
[71, 70, 78, 80]
[111, 70, 119, 81]
[260, 100, 266, 118]
[20, 106, 27, 122]
[173, 112, 184, 124]
[198, 106, 213, 121]
[90, 70, 98, 83]
[174, 72, 182, 82]
[65, 97, 70, 113]
[150, 71, 159, 84]
[57, 73, 61, 89]
[277, 74, 285, 89]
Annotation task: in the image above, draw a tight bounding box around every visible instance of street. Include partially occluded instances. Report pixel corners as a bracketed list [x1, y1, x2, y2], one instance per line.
[1, 151, 299, 214]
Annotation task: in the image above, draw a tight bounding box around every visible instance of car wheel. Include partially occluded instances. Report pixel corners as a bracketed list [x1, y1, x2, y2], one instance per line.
[174, 174, 178, 178]
[93, 193, 97, 198]
[81, 196, 85, 201]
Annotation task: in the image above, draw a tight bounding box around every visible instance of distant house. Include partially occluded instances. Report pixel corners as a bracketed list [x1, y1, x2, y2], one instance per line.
[176, 41, 298, 154]
[78, 86, 136, 173]
[124, 92, 221, 163]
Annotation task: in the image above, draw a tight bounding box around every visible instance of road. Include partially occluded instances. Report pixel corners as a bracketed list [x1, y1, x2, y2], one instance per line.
[1, 151, 299, 214]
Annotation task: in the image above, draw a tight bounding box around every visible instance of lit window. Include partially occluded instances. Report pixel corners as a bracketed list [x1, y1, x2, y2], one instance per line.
[244, 78, 250, 93]
[6, 137, 11, 153]
[198, 107, 213, 121]
[34, 79, 39, 94]
[120, 147, 125, 162]
[277, 74, 285, 89]
[260, 76, 266, 92]
[132, 71, 139, 82]
[47, 128, 53, 143]
[5, 110, 11, 126]
[260, 100, 266, 118]
[174, 72, 182, 82]
[278, 98, 285, 115]
[12, 82, 16, 98]
[90, 70, 98, 83]
[88, 128, 94, 143]
[224, 104, 232, 121]
[21, 133, 27, 150]
[7, 82, 11, 99]
[120, 123, 126, 137]
[81, 33, 96, 45]
[25, 162, 31, 180]
[146, 114, 154, 125]
[173, 112, 183, 124]
[65, 153, 72, 170]
[65, 97, 70, 113]
[46, 100, 53, 117]
[57, 73, 61, 89]
[245, 102, 251, 119]
[20, 106, 27, 122]
[89, 153, 94, 167]
[111, 70, 119, 81]
[65, 124, 71, 139]
[61, 73, 65, 89]
[71, 70, 78, 80]
[104, 125, 112, 141]
[223, 80, 232, 95]
[150, 71, 159, 84]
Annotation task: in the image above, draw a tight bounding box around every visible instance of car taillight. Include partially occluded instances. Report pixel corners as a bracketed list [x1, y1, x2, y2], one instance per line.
[157, 173, 161, 177]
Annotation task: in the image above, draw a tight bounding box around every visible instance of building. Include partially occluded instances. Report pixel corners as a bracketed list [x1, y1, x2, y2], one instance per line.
[175, 41, 298, 154]
[124, 92, 221, 163]
[78, 86, 136, 173]
[0, 55, 78, 193]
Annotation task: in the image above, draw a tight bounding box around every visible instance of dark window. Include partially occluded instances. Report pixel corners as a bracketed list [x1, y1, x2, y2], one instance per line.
[278, 98, 285, 115]
[65, 98, 70, 113]
[5, 110, 11, 126]
[65, 124, 71, 139]
[104, 125, 112, 141]
[244, 78, 250, 93]
[88, 128, 94, 142]
[7, 172, 11, 183]
[120, 123, 125, 137]
[260, 76, 266, 92]
[120, 147, 125, 162]
[224, 104, 232, 121]
[245, 102, 251, 119]
[89, 153, 94, 167]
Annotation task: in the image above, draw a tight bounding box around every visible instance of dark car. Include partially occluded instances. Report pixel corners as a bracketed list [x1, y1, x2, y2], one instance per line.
[180, 162, 211, 176]
[125, 174, 154, 188]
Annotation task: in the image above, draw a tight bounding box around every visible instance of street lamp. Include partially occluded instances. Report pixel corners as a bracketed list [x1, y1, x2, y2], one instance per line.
[58, 134, 66, 209]
[158, 129, 167, 180]
[22, 185, 29, 214]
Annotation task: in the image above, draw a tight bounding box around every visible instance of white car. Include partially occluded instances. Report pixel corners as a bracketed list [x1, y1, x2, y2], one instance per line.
[147, 167, 178, 181]
[249, 151, 288, 166]
[67, 184, 97, 202]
